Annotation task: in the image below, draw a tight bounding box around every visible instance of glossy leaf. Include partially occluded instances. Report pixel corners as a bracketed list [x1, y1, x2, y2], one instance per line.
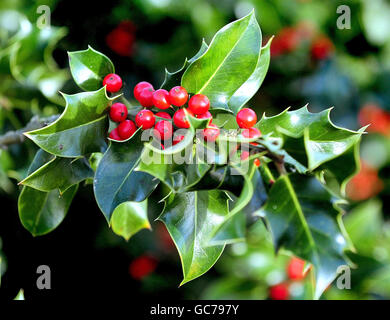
[158, 190, 230, 285]
[18, 150, 78, 236]
[25, 87, 113, 157]
[259, 173, 350, 299]
[94, 129, 159, 222]
[111, 199, 150, 241]
[18, 185, 78, 237]
[20, 155, 93, 193]
[182, 11, 261, 111]
[210, 158, 266, 242]
[256, 106, 365, 187]
[228, 37, 272, 113]
[68, 46, 115, 91]
[137, 113, 211, 192]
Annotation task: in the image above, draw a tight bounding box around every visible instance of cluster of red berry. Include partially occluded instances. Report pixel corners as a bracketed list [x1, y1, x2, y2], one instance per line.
[102, 74, 262, 161]
[270, 23, 334, 60]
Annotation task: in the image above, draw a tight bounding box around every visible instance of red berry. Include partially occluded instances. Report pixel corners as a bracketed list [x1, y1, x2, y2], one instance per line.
[173, 108, 193, 129]
[242, 127, 261, 139]
[109, 103, 128, 122]
[203, 124, 220, 142]
[236, 108, 257, 128]
[287, 257, 306, 281]
[138, 87, 155, 107]
[169, 86, 188, 107]
[269, 283, 289, 300]
[103, 73, 122, 93]
[117, 120, 137, 140]
[155, 112, 172, 120]
[135, 109, 155, 129]
[152, 89, 171, 110]
[196, 111, 212, 121]
[134, 81, 154, 101]
[311, 36, 334, 60]
[173, 135, 185, 145]
[254, 158, 261, 167]
[188, 94, 210, 115]
[109, 127, 122, 141]
[241, 151, 250, 160]
[154, 120, 173, 141]
[129, 255, 158, 280]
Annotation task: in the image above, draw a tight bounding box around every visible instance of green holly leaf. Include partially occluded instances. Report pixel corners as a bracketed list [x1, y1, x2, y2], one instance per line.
[160, 39, 208, 90]
[25, 87, 113, 157]
[68, 46, 115, 91]
[19, 154, 93, 194]
[18, 185, 78, 236]
[182, 11, 261, 111]
[256, 106, 366, 188]
[228, 37, 272, 113]
[136, 113, 211, 192]
[259, 173, 351, 299]
[210, 158, 266, 243]
[111, 199, 150, 241]
[93, 129, 159, 222]
[18, 150, 78, 236]
[158, 190, 230, 285]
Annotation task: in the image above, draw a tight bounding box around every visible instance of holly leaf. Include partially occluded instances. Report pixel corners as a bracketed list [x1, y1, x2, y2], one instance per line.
[160, 39, 208, 90]
[18, 185, 78, 236]
[18, 149, 78, 236]
[68, 46, 115, 91]
[93, 129, 159, 222]
[111, 199, 150, 241]
[228, 37, 272, 113]
[181, 11, 261, 111]
[158, 190, 230, 285]
[19, 154, 93, 194]
[136, 113, 211, 192]
[256, 106, 365, 187]
[25, 87, 113, 157]
[259, 173, 351, 299]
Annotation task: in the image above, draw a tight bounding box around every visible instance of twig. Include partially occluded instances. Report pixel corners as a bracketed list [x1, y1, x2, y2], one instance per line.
[0, 114, 59, 149]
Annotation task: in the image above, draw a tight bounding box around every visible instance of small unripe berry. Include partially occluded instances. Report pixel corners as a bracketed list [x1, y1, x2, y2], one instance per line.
[188, 94, 210, 115]
[134, 81, 153, 101]
[202, 124, 220, 142]
[109, 103, 128, 122]
[155, 112, 172, 120]
[173, 108, 193, 129]
[138, 87, 155, 108]
[109, 127, 122, 141]
[242, 127, 261, 139]
[169, 86, 188, 107]
[152, 89, 171, 110]
[135, 109, 155, 129]
[236, 108, 257, 128]
[154, 120, 173, 141]
[117, 120, 137, 140]
[103, 74, 122, 93]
